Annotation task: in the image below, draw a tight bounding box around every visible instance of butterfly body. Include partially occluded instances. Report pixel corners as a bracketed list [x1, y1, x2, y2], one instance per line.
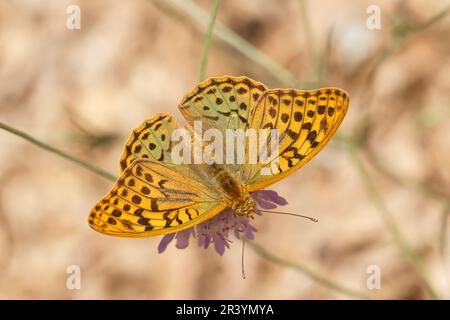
[88, 76, 349, 238]
[203, 163, 255, 217]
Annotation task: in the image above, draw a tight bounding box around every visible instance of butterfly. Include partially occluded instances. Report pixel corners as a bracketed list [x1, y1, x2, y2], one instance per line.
[88, 76, 349, 237]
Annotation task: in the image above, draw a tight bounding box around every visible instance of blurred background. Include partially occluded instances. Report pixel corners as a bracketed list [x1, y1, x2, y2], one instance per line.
[0, 0, 449, 299]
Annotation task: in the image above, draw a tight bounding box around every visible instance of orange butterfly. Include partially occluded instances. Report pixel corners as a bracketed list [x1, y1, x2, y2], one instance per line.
[88, 76, 349, 238]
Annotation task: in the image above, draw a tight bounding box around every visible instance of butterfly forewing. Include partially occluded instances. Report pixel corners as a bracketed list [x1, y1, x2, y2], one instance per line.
[88, 159, 225, 237]
[245, 87, 349, 191]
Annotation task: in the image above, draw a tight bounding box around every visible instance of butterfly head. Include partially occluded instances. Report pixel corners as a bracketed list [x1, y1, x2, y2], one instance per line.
[231, 197, 256, 218]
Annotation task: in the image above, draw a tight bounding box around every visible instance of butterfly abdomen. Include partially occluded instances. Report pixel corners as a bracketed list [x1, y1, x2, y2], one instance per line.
[209, 164, 246, 202]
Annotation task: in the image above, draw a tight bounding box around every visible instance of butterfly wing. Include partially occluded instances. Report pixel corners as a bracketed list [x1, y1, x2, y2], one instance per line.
[90, 113, 226, 237]
[179, 76, 267, 176]
[118, 113, 210, 182]
[178, 77, 349, 189]
[88, 159, 226, 237]
[90, 80, 349, 237]
[119, 113, 179, 173]
[244, 88, 349, 191]
[179, 75, 267, 133]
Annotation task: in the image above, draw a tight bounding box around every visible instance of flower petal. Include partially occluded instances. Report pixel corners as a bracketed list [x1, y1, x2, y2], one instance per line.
[157, 232, 176, 253]
[197, 233, 211, 249]
[244, 224, 256, 240]
[157, 189, 286, 255]
[213, 234, 227, 256]
[175, 229, 194, 249]
[253, 190, 288, 207]
[254, 197, 278, 209]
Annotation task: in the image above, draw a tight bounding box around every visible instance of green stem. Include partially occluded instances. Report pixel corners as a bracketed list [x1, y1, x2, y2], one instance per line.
[342, 138, 441, 299]
[160, 0, 299, 87]
[1, 120, 370, 298]
[248, 241, 369, 299]
[198, 0, 221, 82]
[191, 0, 369, 298]
[439, 201, 450, 294]
[2, 1, 446, 300]
[411, 6, 450, 32]
[0, 122, 117, 182]
[365, 146, 449, 201]
[439, 202, 450, 258]
[298, 0, 321, 84]
[162, 0, 447, 298]
[0, 1, 368, 300]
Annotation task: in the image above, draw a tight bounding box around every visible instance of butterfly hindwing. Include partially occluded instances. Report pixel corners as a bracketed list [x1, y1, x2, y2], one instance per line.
[91, 113, 228, 237]
[119, 113, 179, 173]
[179, 76, 268, 176]
[179, 76, 267, 133]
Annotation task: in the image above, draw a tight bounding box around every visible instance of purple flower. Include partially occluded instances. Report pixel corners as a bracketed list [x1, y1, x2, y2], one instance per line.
[157, 189, 288, 255]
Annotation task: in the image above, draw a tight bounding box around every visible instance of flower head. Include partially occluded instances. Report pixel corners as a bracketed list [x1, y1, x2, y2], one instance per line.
[157, 189, 288, 255]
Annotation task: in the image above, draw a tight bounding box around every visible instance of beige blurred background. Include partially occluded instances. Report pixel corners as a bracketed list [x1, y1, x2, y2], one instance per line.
[0, 0, 450, 299]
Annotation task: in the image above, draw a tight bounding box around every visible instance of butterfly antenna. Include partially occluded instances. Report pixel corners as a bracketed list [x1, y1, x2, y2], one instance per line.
[259, 210, 318, 222]
[241, 237, 246, 280]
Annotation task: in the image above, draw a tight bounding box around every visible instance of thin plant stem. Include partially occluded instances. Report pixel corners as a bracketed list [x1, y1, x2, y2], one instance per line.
[248, 241, 369, 299]
[298, 0, 321, 84]
[160, 0, 447, 298]
[410, 6, 450, 32]
[341, 138, 441, 299]
[157, 0, 299, 87]
[439, 202, 450, 295]
[0, 1, 371, 300]
[186, 1, 368, 299]
[195, 2, 368, 298]
[198, 0, 221, 82]
[440, 202, 450, 258]
[0, 119, 366, 299]
[365, 146, 449, 201]
[0, 122, 117, 182]
[0, 1, 446, 300]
